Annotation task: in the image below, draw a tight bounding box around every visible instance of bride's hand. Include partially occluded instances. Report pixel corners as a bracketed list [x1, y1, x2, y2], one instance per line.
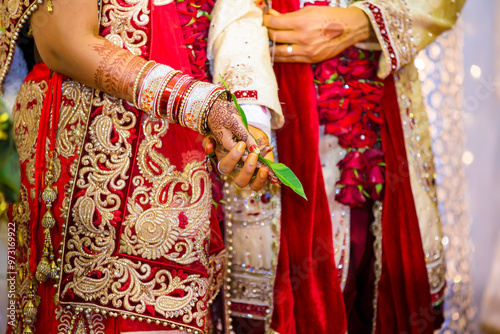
[207, 99, 258, 152]
[203, 126, 277, 191]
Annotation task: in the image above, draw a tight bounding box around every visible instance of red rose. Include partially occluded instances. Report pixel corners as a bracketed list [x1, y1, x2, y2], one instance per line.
[337, 150, 368, 170]
[337, 59, 375, 81]
[365, 110, 384, 124]
[314, 58, 340, 83]
[337, 168, 366, 186]
[335, 185, 366, 207]
[318, 81, 345, 100]
[364, 148, 385, 166]
[337, 103, 362, 128]
[351, 129, 378, 148]
[319, 98, 349, 123]
[337, 132, 353, 147]
[368, 183, 385, 201]
[344, 47, 361, 60]
[366, 165, 385, 185]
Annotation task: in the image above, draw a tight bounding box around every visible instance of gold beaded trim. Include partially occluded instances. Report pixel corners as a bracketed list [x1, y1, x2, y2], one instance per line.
[0, 0, 44, 93]
[132, 60, 155, 108]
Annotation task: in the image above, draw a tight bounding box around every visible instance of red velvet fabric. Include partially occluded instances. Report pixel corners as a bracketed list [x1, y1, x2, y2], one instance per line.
[28, 65, 65, 274]
[272, 61, 348, 334]
[270, 2, 348, 328]
[376, 75, 433, 334]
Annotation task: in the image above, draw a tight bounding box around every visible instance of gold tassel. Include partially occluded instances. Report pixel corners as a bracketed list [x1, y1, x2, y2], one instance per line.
[22, 280, 38, 333]
[35, 157, 58, 283]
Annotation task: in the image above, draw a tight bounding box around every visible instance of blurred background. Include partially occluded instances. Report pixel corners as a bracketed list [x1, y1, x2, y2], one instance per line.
[0, 0, 499, 333]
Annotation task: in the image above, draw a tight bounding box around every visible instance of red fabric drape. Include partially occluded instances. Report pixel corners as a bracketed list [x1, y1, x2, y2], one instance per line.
[29, 65, 64, 274]
[270, 3, 434, 334]
[270, 3, 348, 329]
[377, 75, 433, 334]
[272, 62, 348, 334]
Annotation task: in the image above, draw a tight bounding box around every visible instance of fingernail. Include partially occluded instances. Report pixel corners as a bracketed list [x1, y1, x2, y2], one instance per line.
[237, 142, 246, 153]
[249, 145, 260, 155]
[259, 168, 269, 178]
[249, 154, 258, 165]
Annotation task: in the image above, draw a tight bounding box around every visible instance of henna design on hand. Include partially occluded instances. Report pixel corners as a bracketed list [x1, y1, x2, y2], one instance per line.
[90, 43, 146, 100]
[321, 20, 345, 40]
[207, 99, 249, 146]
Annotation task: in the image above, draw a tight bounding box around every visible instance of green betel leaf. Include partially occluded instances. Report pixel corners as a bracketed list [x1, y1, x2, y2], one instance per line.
[259, 156, 307, 200]
[219, 75, 307, 201]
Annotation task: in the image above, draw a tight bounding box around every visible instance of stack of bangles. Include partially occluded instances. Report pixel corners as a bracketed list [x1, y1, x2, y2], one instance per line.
[133, 61, 229, 134]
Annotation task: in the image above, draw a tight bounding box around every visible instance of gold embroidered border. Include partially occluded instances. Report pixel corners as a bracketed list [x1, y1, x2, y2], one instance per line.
[221, 177, 281, 333]
[0, 0, 41, 91]
[370, 201, 382, 334]
[394, 66, 446, 303]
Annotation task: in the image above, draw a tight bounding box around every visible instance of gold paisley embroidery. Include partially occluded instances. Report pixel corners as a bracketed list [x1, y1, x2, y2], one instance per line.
[55, 306, 107, 334]
[120, 118, 211, 266]
[100, 0, 149, 56]
[58, 94, 211, 332]
[0, 0, 37, 89]
[56, 81, 93, 158]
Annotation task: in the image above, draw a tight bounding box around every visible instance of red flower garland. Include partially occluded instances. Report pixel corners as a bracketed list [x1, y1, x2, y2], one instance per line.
[314, 47, 385, 207]
[175, 0, 215, 81]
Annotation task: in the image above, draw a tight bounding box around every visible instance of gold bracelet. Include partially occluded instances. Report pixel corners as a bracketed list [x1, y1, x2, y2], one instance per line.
[133, 60, 155, 108]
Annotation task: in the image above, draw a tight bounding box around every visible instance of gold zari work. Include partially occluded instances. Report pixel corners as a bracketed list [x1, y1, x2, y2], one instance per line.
[57, 92, 213, 333]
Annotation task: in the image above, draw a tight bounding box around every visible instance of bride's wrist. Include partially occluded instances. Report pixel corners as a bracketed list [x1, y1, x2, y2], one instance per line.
[134, 61, 228, 134]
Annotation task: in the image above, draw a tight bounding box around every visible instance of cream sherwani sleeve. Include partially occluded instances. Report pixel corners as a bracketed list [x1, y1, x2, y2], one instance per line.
[207, 0, 284, 130]
[352, 0, 466, 78]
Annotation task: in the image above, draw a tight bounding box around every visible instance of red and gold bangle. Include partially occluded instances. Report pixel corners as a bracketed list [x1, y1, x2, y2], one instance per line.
[138, 67, 233, 135]
[160, 72, 185, 122]
[173, 77, 195, 124]
[167, 75, 191, 123]
[133, 60, 156, 108]
[154, 70, 181, 119]
[137, 64, 175, 114]
[157, 71, 182, 120]
[177, 80, 199, 128]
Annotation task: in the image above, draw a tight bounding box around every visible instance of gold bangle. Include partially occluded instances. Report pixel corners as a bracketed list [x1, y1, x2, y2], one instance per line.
[178, 81, 197, 128]
[133, 60, 155, 108]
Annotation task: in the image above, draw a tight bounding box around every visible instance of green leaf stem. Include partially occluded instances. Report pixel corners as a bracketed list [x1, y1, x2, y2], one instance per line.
[219, 75, 307, 200]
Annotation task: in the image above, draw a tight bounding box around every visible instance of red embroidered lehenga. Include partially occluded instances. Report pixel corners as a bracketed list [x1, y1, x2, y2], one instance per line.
[2, 0, 232, 333]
